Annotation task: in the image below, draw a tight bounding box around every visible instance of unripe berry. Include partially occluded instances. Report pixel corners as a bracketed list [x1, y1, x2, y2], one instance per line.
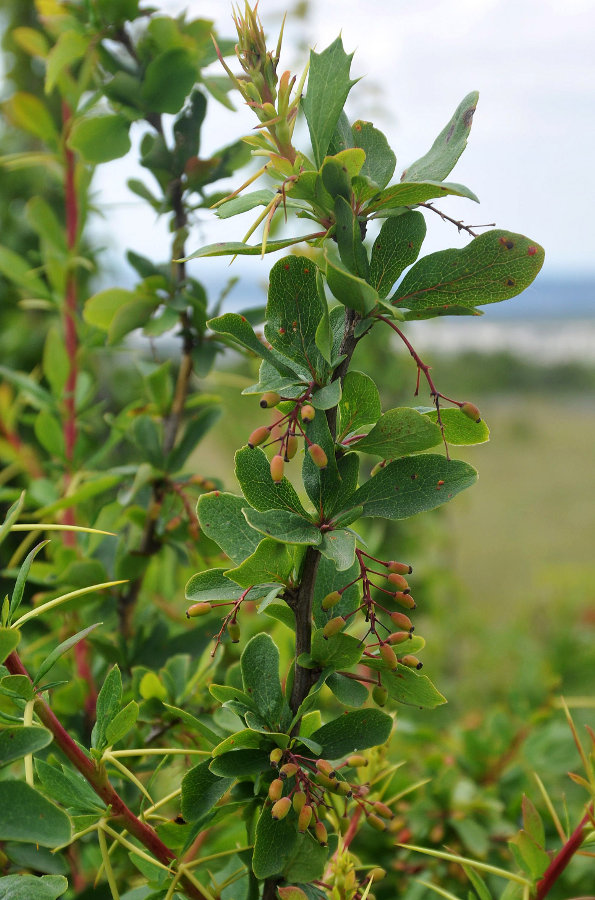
[372, 684, 388, 707]
[368, 867, 387, 882]
[334, 780, 353, 797]
[373, 801, 394, 820]
[460, 401, 481, 422]
[301, 404, 315, 423]
[228, 622, 241, 643]
[390, 611, 414, 631]
[279, 763, 298, 780]
[298, 804, 313, 833]
[401, 654, 423, 670]
[346, 754, 368, 768]
[322, 616, 345, 639]
[387, 572, 409, 591]
[308, 443, 327, 469]
[271, 796, 292, 820]
[314, 821, 328, 845]
[388, 561, 412, 575]
[387, 631, 412, 645]
[269, 748, 283, 767]
[367, 813, 386, 832]
[260, 391, 281, 408]
[394, 592, 416, 610]
[285, 433, 299, 460]
[338, 815, 350, 834]
[186, 601, 212, 618]
[315, 759, 336, 777]
[292, 791, 306, 813]
[268, 778, 284, 801]
[321, 590, 341, 611]
[247, 425, 270, 448]
[270, 454, 285, 483]
[380, 644, 398, 670]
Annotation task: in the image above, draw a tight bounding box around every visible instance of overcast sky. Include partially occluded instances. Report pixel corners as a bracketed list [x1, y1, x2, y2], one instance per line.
[94, 0, 595, 287]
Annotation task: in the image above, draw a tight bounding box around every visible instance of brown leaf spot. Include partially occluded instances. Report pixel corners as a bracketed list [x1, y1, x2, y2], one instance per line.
[499, 237, 514, 250]
[463, 105, 476, 127]
[445, 123, 455, 143]
[240, 315, 248, 322]
[527, 246, 537, 256]
[411, 473, 418, 480]
[408, 241, 413, 248]
[436, 480, 445, 489]
[284, 263, 290, 270]
[279, 327, 285, 334]
[303, 267, 310, 274]
[506, 278, 515, 287]
[354, 123, 362, 132]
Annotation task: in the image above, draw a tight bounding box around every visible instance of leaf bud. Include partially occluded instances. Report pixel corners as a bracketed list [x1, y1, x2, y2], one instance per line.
[279, 763, 299, 780]
[271, 796, 292, 820]
[292, 791, 307, 813]
[308, 443, 328, 469]
[270, 454, 285, 483]
[322, 616, 345, 639]
[387, 631, 412, 645]
[268, 778, 284, 801]
[314, 821, 328, 845]
[228, 622, 241, 643]
[390, 611, 414, 631]
[298, 804, 313, 833]
[394, 592, 416, 610]
[315, 759, 336, 777]
[460, 401, 481, 422]
[387, 572, 409, 591]
[248, 425, 270, 448]
[387, 561, 412, 575]
[300, 403, 315, 423]
[400, 654, 423, 670]
[346, 754, 368, 768]
[285, 433, 299, 460]
[367, 813, 386, 831]
[186, 601, 212, 618]
[368, 867, 387, 882]
[372, 684, 388, 707]
[269, 748, 283, 767]
[373, 801, 394, 820]
[321, 590, 341, 611]
[260, 391, 281, 408]
[379, 644, 398, 670]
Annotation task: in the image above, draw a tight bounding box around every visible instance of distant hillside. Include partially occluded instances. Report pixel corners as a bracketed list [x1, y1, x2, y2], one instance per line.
[486, 275, 595, 320]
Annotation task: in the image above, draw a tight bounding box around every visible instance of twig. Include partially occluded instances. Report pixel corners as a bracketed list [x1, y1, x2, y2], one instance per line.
[414, 202, 495, 238]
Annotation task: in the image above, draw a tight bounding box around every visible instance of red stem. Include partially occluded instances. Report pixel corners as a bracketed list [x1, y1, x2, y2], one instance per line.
[535, 804, 593, 900]
[4, 651, 208, 900]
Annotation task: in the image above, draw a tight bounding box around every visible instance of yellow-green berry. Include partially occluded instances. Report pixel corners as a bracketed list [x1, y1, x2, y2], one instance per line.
[387, 572, 409, 591]
[270, 454, 285, 483]
[321, 590, 341, 611]
[372, 684, 388, 707]
[388, 561, 412, 575]
[367, 813, 386, 831]
[322, 616, 345, 639]
[301, 404, 315, 423]
[298, 804, 313, 833]
[380, 644, 398, 670]
[247, 425, 270, 448]
[460, 401, 481, 422]
[401, 654, 423, 670]
[186, 601, 212, 618]
[292, 791, 307, 813]
[269, 748, 283, 767]
[271, 796, 292, 820]
[268, 778, 284, 801]
[314, 821, 328, 845]
[260, 391, 281, 408]
[308, 443, 328, 469]
[228, 622, 240, 643]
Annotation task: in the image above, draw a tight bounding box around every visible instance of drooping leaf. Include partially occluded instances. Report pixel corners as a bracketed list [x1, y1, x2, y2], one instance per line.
[423, 408, 490, 445]
[242, 508, 321, 546]
[252, 804, 299, 879]
[319, 530, 356, 571]
[351, 407, 441, 458]
[348, 454, 477, 519]
[326, 673, 368, 707]
[3, 93, 59, 146]
[365, 660, 446, 708]
[303, 36, 359, 168]
[338, 371, 382, 441]
[0, 727, 52, 767]
[393, 230, 545, 312]
[325, 252, 379, 316]
[0, 874, 68, 899]
[235, 447, 309, 517]
[225, 538, 294, 589]
[309, 708, 393, 759]
[0, 246, 52, 300]
[0, 782, 71, 848]
[369, 212, 427, 299]
[351, 120, 396, 189]
[334, 196, 369, 279]
[240, 634, 286, 728]
[91, 665, 122, 752]
[402, 91, 479, 182]
[68, 115, 131, 164]
[181, 759, 233, 823]
[208, 313, 297, 377]
[197, 492, 262, 564]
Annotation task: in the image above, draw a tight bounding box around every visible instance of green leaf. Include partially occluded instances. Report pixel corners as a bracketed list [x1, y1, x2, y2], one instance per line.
[262, 602, 295, 631]
[310, 708, 393, 759]
[369, 212, 427, 299]
[352, 120, 396, 188]
[0, 675, 34, 702]
[35, 759, 105, 813]
[319, 530, 355, 571]
[334, 196, 369, 279]
[311, 380, 341, 410]
[338, 371, 382, 441]
[508, 830, 550, 880]
[26, 198, 67, 256]
[45, 31, 89, 93]
[366, 661, 446, 708]
[303, 37, 359, 168]
[83, 288, 136, 331]
[326, 673, 368, 707]
[301, 408, 341, 518]
[208, 313, 297, 377]
[181, 759, 233, 823]
[197, 493, 262, 564]
[166, 406, 223, 472]
[42, 328, 69, 397]
[282, 832, 329, 882]
[91, 665, 122, 752]
[0, 727, 52, 767]
[313, 557, 361, 629]
[33, 623, 102, 686]
[0, 874, 68, 900]
[0, 629, 20, 665]
[235, 447, 309, 517]
[462, 866, 494, 900]
[522, 795, 545, 849]
[0, 246, 51, 300]
[209, 749, 270, 777]
[402, 91, 479, 182]
[366, 180, 478, 214]
[242, 508, 321, 546]
[185, 568, 267, 605]
[394, 230, 544, 311]
[349, 454, 477, 519]
[352, 407, 441, 458]
[252, 804, 299, 879]
[321, 156, 352, 202]
[141, 48, 197, 114]
[216, 189, 276, 218]
[314, 270, 332, 365]
[0, 782, 71, 848]
[423, 408, 490, 445]
[10, 541, 49, 619]
[68, 115, 131, 164]
[162, 704, 220, 746]
[183, 236, 322, 261]
[325, 252, 379, 316]
[225, 538, 294, 589]
[241, 634, 286, 728]
[109, 298, 157, 344]
[34, 410, 64, 459]
[105, 700, 138, 747]
[307, 630, 362, 670]
[264, 256, 327, 379]
[3, 93, 59, 145]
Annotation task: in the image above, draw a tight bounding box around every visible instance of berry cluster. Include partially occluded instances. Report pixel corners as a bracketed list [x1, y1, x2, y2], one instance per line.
[186, 586, 253, 655]
[248, 387, 327, 483]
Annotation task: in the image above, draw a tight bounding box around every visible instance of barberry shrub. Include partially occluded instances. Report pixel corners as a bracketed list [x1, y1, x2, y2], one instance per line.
[4, 3, 580, 900]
